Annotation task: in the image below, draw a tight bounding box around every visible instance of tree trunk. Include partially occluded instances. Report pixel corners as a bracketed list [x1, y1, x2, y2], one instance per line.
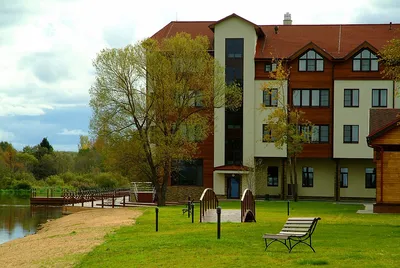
[293, 156, 298, 201]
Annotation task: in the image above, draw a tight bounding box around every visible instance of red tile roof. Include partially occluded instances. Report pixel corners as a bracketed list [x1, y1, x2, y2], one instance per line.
[368, 109, 400, 143]
[214, 165, 250, 171]
[151, 15, 400, 59]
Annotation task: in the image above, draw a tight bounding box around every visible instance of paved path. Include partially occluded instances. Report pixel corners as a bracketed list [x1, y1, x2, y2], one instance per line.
[202, 209, 241, 223]
[357, 203, 375, 214]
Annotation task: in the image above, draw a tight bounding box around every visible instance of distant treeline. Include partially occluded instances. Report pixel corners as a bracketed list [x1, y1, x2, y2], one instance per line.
[0, 136, 135, 190]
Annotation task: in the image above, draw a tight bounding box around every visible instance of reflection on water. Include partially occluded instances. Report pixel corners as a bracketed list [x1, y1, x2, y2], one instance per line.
[0, 192, 63, 245]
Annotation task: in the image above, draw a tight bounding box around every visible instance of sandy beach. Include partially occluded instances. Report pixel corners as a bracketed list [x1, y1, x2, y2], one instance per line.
[0, 207, 142, 268]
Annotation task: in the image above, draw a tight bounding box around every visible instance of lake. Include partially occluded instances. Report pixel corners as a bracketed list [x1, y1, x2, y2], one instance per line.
[0, 192, 63, 245]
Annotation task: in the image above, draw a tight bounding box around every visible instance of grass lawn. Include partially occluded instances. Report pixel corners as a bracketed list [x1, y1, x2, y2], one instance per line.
[77, 201, 400, 268]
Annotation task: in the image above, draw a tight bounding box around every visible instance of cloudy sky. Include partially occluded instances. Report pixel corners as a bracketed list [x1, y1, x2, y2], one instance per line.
[0, 0, 399, 151]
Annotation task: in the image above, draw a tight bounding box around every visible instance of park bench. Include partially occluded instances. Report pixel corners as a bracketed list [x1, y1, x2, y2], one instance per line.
[262, 217, 321, 253]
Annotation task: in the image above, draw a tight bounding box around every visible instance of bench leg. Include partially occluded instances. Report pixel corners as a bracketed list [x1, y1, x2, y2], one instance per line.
[288, 236, 316, 253]
[264, 238, 290, 252]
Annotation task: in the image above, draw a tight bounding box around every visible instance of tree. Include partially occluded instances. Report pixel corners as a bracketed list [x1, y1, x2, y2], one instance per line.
[40, 137, 54, 153]
[261, 61, 312, 201]
[90, 33, 241, 205]
[380, 39, 400, 98]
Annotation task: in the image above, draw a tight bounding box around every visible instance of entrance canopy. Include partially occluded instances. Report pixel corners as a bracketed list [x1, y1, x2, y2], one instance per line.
[214, 165, 250, 174]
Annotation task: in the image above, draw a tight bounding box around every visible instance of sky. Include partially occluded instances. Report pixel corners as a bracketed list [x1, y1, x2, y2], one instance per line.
[0, 0, 399, 152]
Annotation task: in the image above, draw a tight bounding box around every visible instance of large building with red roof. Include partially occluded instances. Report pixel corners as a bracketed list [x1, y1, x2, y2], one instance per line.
[152, 13, 400, 202]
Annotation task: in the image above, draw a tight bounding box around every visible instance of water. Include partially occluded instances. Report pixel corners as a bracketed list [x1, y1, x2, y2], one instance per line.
[0, 192, 63, 245]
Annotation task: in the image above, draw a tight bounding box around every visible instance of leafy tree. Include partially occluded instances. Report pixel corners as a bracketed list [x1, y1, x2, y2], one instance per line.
[261, 61, 312, 201]
[90, 33, 241, 205]
[40, 137, 54, 153]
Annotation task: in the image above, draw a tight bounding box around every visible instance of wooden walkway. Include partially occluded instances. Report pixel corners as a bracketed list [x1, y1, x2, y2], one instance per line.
[202, 209, 241, 223]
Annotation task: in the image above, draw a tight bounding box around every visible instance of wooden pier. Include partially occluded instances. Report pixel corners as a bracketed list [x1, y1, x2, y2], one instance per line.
[30, 188, 131, 208]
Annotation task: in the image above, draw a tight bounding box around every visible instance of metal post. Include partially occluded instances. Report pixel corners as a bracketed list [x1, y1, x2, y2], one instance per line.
[191, 203, 194, 223]
[155, 207, 159, 232]
[187, 200, 191, 218]
[287, 200, 290, 216]
[216, 206, 221, 239]
[112, 193, 115, 208]
[123, 196, 126, 207]
[91, 193, 94, 208]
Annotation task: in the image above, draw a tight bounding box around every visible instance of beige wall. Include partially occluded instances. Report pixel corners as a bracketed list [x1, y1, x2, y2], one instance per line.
[213, 173, 225, 195]
[295, 159, 336, 197]
[333, 80, 394, 159]
[213, 16, 257, 168]
[338, 159, 376, 198]
[255, 158, 283, 197]
[254, 80, 287, 157]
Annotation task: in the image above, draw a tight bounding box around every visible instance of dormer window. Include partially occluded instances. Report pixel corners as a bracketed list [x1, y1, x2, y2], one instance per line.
[265, 63, 277, 72]
[353, 49, 378, 71]
[299, 50, 324, 72]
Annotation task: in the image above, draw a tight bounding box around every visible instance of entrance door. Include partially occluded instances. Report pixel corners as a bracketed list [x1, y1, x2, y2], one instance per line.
[227, 175, 240, 199]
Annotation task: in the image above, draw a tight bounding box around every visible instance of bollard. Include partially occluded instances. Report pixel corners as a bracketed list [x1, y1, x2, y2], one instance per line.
[287, 200, 290, 216]
[191, 203, 194, 223]
[155, 207, 159, 232]
[187, 200, 191, 218]
[123, 196, 126, 207]
[216, 206, 221, 239]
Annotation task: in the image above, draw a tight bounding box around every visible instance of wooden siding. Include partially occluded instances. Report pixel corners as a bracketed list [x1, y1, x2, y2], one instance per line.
[289, 60, 334, 158]
[334, 58, 385, 80]
[372, 125, 400, 145]
[376, 152, 400, 203]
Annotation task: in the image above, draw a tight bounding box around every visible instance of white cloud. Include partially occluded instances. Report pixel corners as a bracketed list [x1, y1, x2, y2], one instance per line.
[58, 128, 87, 136]
[0, 130, 15, 141]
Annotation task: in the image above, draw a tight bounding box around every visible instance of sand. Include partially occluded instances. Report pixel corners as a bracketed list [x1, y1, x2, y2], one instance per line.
[0, 207, 142, 268]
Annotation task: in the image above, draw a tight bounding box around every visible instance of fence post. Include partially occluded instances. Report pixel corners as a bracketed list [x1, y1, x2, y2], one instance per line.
[123, 195, 126, 207]
[216, 206, 221, 239]
[155, 207, 159, 232]
[191, 203, 194, 223]
[112, 193, 115, 208]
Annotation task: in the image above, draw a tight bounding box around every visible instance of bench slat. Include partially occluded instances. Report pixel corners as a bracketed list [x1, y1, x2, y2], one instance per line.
[283, 224, 313, 228]
[287, 217, 318, 220]
[278, 231, 307, 236]
[285, 221, 314, 224]
[281, 228, 311, 232]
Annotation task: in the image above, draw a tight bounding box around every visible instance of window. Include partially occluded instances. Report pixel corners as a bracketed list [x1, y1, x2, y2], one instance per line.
[181, 124, 202, 142]
[262, 124, 275, 142]
[299, 50, 324, 71]
[372, 89, 387, 107]
[340, 168, 348, 188]
[226, 39, 243, 58]
[311, 125, 329, 143]
[302, 167, 314, 187]
[171, 159, 203, 186]
[343, 125, 359, 143]
[344, 89, 359, 107]
[353, 49, 378, 71]
[263, 89, 278, 107]
[265, 63, 277, 72]
[365, 168, 376, 188]
[267, 166, 279, 186]
[293, 89, 329, 107]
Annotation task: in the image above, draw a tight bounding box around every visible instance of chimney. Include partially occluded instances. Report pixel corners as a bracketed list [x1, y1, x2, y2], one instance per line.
[283, 12, 292, 25]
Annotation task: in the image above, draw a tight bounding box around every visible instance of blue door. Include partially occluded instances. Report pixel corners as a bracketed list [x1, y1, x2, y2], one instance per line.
[227, 176, 240, 199]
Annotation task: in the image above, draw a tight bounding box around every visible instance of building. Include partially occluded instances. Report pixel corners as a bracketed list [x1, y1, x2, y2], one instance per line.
[152, 13, 400, 201]
[367, 109, 400, 212]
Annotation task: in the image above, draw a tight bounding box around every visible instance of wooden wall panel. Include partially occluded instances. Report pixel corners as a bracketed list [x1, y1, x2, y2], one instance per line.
[377, 152, 400, 203]
[372, 126, 400, 145]
[334, 59, 385, 80]
[289, 60, 334, 158]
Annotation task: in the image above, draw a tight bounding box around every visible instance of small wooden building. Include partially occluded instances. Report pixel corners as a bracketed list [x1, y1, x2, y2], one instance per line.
[367, 109, 400, 213]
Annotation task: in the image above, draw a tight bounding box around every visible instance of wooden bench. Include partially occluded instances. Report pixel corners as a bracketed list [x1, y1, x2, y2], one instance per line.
[262, 217, 321, 253]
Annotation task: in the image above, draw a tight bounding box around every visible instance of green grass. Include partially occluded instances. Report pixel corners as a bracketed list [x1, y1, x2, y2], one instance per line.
[77, 201, 400, 268]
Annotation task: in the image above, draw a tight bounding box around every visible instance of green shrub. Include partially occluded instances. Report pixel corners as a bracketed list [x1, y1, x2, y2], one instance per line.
[94, 173, 118, 189]
[13, 181, 32, 190]
[46, 175, 64, 186]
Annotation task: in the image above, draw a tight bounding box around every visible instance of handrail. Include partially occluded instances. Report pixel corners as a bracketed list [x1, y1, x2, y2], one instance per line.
[199, 188, 218, 223]
[241, 189, 256, 222]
